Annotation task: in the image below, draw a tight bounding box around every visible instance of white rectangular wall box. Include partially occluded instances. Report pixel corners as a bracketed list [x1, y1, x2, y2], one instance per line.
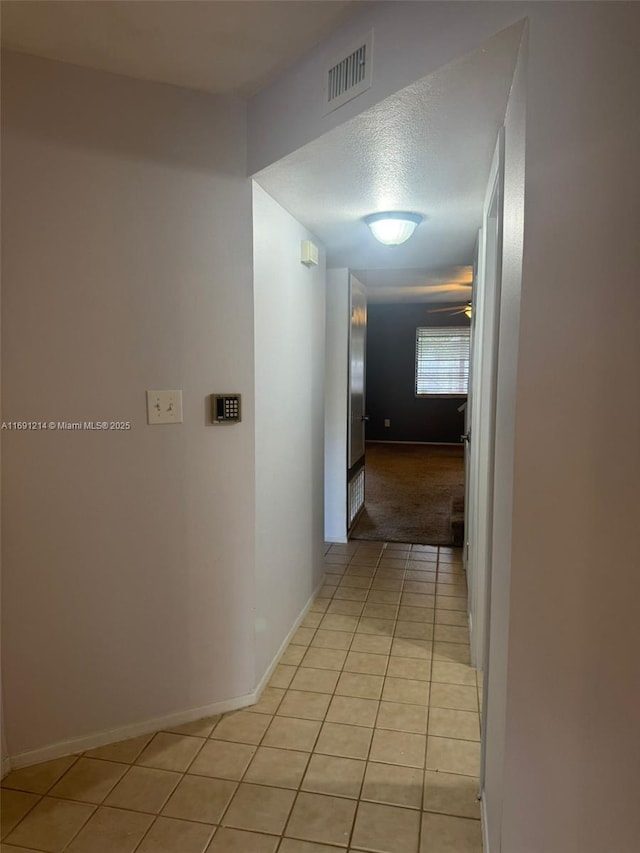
[146, 390, 183, 424]
[301, 240, 319, 266]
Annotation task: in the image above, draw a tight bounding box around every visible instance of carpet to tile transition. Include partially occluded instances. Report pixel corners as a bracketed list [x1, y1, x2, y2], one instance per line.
[350, 442, 465, 545]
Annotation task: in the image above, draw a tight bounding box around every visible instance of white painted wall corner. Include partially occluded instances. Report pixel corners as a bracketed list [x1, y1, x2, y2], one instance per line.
[7, 573, 327, 772]
[253, 573, 327, 699]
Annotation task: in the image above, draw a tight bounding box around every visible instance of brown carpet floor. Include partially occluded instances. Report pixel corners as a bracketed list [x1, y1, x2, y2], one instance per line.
[350, 442, 465, 545]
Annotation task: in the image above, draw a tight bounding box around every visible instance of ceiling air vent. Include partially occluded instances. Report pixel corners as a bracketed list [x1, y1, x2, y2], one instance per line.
[323, 31, 373, 115]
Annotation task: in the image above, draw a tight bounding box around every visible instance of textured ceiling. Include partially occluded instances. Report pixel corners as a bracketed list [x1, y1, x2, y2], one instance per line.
[255, 23, 522, 302]
[0, 0, 358, 97]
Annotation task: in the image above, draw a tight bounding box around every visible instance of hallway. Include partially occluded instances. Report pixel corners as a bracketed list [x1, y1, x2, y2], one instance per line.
[1, 541, 481, 853]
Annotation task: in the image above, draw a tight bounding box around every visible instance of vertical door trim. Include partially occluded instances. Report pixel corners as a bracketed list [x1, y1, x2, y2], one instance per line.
[478, 127, 506, 791]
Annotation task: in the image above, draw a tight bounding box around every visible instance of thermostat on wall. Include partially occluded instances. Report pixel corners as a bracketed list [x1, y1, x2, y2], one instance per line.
[211, 394, 242, 424]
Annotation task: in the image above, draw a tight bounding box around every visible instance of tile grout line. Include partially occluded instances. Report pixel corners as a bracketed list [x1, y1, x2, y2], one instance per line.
[346, 544, 408, 852]
[215, 541, 383, 849]
[280, 541, 385, 850]
[128, 705, 230, 850]
[2, 752, 101, 853]
[415, 547, 437, 853]
[0, 789, 44, 838]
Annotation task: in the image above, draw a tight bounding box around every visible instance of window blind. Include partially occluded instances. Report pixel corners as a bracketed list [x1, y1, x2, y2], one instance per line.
[415, 326, 470, 396]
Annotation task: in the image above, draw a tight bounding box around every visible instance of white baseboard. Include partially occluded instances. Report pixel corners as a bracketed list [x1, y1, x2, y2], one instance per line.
[469, 608, 479, 670]
[253, 573, 327, 700]
[8, 691, 257, 771]
[1, 754, 11, 779]
[482, 792, 491, 853]
[366, 440, 463, 447]
[8, 573, 327, 772]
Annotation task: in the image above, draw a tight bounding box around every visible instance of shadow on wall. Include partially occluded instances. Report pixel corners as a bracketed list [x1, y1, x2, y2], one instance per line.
[2, 50, 241, 174]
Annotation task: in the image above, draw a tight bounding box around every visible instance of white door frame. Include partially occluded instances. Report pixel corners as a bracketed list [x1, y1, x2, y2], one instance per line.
[465, 226, 482, 648]
[468, 129, 505, 673]
[347, 275, 367, 530]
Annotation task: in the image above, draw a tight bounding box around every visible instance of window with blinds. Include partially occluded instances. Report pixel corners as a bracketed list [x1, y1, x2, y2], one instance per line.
[415, 326, 470, 396]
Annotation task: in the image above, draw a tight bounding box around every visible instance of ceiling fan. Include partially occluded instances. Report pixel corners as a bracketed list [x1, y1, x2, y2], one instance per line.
[428, 302, 473, 318]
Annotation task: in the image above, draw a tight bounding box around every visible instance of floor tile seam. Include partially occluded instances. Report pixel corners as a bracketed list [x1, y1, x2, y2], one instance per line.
[434, 589, 468, 597]
[421, 806, 482, 822]
[4, 752, 83, 799]
[0, 780, 50, 798]
[356, 783, 424, 813]
[229, 664, 337, 832]
[425, 725, 481, 744]
[325, 569, 352, 582]
[277, 693, 360, 851]
[8, 795, 96, 853]
[380, 685, 432, 707]
[434, 594, 467, 603]
[359, 569, 404, 675]
[236, 738, 314, 797]
[89, 759, 186, 815]
[324, 567, 349, 579]
[57, 799, 101, 853]
[211, 715, 306, 840]
[130, 812, 203, 853]
[41, 777, 197, 822]
[343, 600, 398, 853]
[434, 581, 469, 598]
[0, 790, 44, 843]
[16, 769, 135, 821]
[9, 759, 195, 836]
[420, 593, 436, 847]
[363, 586, 403, 604]
[372, 720, 428, 738]
[428, 702, 479, 714]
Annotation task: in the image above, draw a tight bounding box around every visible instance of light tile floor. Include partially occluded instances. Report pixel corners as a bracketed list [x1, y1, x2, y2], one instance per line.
[0, 541, 483, 853]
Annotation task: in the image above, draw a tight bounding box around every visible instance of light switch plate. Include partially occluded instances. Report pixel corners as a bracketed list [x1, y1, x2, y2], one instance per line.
[146, 390, 183, 424]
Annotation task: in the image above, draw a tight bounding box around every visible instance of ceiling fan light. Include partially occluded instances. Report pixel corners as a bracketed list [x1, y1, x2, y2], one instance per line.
[364, 212, 423, 246]
[464, 303, 472, 318]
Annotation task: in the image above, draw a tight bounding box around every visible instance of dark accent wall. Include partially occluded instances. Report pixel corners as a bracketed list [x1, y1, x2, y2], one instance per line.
[366, 302, 471, 443]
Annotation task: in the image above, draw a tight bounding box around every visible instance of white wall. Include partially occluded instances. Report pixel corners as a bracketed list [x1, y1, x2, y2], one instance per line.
[2, 52, 256, 761]
[249, 3, 640, 851]
[502, 5, 640, 851]
[483, 25, 526, 853]
[252, 183, 326, 681]
[324, 268, 350, 543]
[0, 209, 5, 774]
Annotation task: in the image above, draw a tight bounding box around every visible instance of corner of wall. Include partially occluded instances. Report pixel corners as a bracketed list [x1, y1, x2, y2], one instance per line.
[252, 183, 327, 681]
[325, 268, 350, 543]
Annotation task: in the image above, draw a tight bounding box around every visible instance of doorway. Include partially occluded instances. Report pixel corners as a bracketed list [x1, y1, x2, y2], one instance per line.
[349, 294, 471, 546]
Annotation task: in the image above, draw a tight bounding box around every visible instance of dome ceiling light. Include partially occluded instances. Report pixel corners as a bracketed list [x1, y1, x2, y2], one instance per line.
[364, 212, 423, 246]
